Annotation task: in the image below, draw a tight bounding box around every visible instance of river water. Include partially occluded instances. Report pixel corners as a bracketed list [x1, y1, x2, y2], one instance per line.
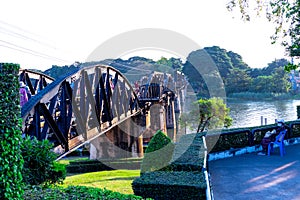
[227, 99, 300, 128]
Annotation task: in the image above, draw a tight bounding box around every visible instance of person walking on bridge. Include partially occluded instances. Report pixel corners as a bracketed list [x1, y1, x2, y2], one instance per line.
[20, 82, 28, 107]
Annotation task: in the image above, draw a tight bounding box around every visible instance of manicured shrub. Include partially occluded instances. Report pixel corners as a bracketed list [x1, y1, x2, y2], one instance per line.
[66, 161, 114, 173]
[167, 133, 205, 171]
[21, 136, 66, 186]
[140, 130, 175, 173]
[23, 185, 145, 200]
[0, 63, 24, 199]
[132, 171, 206, 200]
[66, 158, 141, 173]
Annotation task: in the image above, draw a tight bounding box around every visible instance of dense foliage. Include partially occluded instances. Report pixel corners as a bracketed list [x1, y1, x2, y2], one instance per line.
[183, 46, 291, 98]
[21, 136, 66, 186]
[0, 63, 24, 199]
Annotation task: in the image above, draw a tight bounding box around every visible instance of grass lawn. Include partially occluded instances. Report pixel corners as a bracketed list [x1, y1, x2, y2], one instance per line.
[62, 169, 140, 194]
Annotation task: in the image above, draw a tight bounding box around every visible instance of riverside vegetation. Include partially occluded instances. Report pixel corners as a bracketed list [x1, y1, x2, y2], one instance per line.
[42, 46, 294, 100]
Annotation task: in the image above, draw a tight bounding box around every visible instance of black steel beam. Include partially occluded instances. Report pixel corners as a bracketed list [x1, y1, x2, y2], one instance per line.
[39, 103, 68, 150]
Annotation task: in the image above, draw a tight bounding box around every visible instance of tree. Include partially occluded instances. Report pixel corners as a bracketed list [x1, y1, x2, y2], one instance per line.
[204, 46, 233, 78]
[250, 75, 273, 93]
[226, 68, 252, 94]
[227, 0, 299, 58]
[156, 57, 183, 73]
[249, 67, 290, 93]
[261, 59, 289, 76]
[270, 67, 291, 93]
[190, 98, 232, 133]
[43, 63, 80, 79]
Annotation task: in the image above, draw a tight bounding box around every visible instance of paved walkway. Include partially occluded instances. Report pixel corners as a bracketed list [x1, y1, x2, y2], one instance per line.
[209, 143, 300, 200]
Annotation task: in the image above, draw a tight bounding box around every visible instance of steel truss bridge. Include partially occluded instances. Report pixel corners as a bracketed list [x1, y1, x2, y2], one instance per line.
[20, 65, 186, 159]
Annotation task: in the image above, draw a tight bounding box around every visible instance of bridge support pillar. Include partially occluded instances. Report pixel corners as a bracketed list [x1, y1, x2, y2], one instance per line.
[160, 106, 167, 134]
[89, 115, 146, 160]
[137, 135, 144, 157]
[166, 100, 177, 142]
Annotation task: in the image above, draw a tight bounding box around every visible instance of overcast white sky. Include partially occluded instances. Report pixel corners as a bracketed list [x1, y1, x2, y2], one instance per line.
[0, 0, 293, 71]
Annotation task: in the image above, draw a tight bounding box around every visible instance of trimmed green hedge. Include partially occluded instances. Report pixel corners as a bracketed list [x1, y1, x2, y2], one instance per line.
[168, 133, 205, 171]
[0, 63, 24, 199]
[132, 171, 206, 200]
[67, 161, 114, 173]
[23, 185, 145, 200]
[133, 132, 207, 199]
[66, 159, 142, 173]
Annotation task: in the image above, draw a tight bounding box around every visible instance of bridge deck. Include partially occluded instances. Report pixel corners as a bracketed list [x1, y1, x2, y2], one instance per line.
[209, 143, 300, 200]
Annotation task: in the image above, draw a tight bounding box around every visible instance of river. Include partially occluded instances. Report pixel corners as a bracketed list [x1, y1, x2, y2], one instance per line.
[227, 99, 300, 128]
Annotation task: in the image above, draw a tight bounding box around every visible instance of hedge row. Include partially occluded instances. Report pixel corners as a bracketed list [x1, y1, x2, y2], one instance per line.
[132, 131, 207, 200]
[67, 159, 142, 173]
[0, 63, 24, 199]
[23, 185, 144, 200]
[132, 171, 206, 200]
[167, 133, 205, 171]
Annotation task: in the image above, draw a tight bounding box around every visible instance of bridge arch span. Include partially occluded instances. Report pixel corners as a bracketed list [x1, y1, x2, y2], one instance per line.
[21, 65, 141, 158]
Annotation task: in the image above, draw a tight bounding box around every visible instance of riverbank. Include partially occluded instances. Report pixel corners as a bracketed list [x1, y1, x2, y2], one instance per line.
[227, 92, 300, 101]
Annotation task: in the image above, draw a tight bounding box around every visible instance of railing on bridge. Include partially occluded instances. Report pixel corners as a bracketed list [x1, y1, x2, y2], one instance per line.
[139, 83, 162, 101]
[137, 71, 183, 130]
[19, 69, 54, 97]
